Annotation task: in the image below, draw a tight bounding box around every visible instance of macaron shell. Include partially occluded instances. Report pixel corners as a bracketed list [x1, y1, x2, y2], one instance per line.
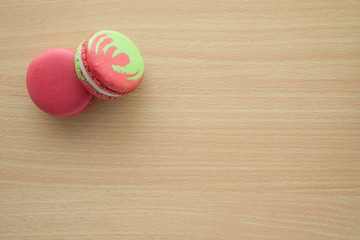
[27, 48, 94, 117]
[75, 47, 104, 98]
[76, 54, 116, 100]
[85, 30, 144, 95]
[75, 42, 121, 100]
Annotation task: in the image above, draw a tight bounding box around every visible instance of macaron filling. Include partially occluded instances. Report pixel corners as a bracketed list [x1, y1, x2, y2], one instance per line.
[77, 44, 122, 98]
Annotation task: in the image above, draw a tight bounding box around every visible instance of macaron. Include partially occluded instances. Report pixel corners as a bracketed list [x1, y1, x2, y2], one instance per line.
[26, 48, 94, 117]
[75, 30, 145, 100]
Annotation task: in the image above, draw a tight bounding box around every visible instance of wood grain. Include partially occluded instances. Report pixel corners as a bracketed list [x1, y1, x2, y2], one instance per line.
[1, 0, 360, 239]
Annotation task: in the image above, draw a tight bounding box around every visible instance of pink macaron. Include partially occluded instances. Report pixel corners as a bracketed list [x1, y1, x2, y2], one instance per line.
[27, 48, 94, 117]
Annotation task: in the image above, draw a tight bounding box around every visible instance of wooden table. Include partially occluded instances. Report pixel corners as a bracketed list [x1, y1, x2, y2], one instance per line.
[1, 1, 360, 239]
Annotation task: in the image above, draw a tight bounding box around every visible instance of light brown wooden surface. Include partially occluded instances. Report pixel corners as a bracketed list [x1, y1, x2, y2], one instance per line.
[1, 1, 360, 239]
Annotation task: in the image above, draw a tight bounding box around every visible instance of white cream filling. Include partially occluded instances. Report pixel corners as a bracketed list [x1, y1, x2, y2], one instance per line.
[77, 45, 122, 97]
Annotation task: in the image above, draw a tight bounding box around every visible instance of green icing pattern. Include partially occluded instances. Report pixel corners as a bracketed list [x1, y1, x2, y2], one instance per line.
[87, 30, 144, 81]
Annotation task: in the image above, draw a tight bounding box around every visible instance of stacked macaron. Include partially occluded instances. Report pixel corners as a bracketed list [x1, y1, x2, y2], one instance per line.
[75, 30, 145, 100]
[26, 30, 145, 117]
